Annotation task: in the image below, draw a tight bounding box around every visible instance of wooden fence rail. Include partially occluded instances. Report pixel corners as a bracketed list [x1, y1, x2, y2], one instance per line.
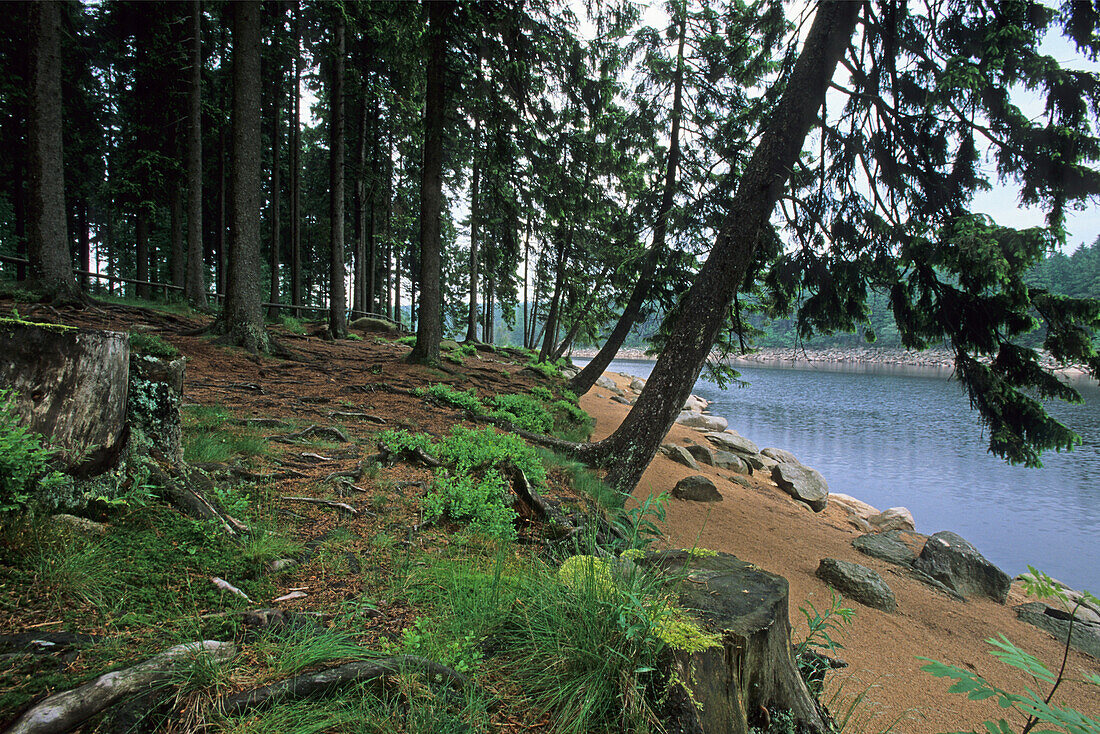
[0, 255, 402, 327]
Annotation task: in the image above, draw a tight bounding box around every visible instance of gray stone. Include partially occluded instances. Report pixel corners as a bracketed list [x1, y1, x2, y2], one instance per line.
[712, 450, 751, 474]
[595, 375, 617, 390]
[629, 378, 646, 392]
[868, 507, 916, 533]
[672, 475, 723, 502]
[560, 365, 580, 379]
[684, 443, 716, 466]
[1015, 602, 1100, 659]
[704, 431, 760, 456]
[761, 447, 802, 466]
[676, 411, 728, 432]
[683, 394, 708, 412]
[738, 453, 767, 471]
[51, 514, 108, 536]
[661, 444, 699, 470]
[852, 530, 929, 567]
[913, 531, 1011, 603]
[815, 558, 897, 613]
[268, 558, 298, 572]
[611, 395, 635, 405]
[829, 493, 880, 521]
[350, 316, 399, 334]
[770, 463, 829, 512]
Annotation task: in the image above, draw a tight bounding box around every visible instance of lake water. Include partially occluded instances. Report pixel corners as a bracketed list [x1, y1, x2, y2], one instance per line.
[575, 357, 1100, 592]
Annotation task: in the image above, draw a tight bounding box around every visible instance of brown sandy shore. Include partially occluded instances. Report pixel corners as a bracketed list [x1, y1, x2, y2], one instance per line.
[579, 373, 1100, 733]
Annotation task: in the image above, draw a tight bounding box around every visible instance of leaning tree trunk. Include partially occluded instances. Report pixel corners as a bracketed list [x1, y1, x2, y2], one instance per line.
[569, 9, 686, 395]
[640, 551, 829, 734]
[579, 1, 861, 494]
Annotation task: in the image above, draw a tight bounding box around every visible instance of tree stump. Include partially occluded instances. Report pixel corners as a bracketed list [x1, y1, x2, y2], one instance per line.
[639, 550, 829, 734]
[0, 320, 129, 475]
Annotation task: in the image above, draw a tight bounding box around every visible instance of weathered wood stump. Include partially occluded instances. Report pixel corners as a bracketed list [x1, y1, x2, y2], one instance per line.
[639, 550, 829, 734]
[0, 320, 129, 475]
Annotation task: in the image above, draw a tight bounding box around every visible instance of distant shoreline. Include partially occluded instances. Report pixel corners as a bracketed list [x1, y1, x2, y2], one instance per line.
[568, 345, 1092, 379]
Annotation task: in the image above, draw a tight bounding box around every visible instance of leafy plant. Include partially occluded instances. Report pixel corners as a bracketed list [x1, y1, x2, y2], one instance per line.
[615, 490, 669, 550]
[423, 470, 517, 540]
[129, 333, 180, 359]
[920, 567, 1100, 734]
[414, 383, 485, 413]
[524, 360, 561, 379]
[0, 389, 65, 517]
[489, 393, 553, 432]
[395, 335, 417, 346]
[793, 592, 854, 698]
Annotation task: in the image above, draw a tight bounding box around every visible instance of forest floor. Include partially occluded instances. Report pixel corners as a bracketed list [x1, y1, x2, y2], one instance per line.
[0, 295, 1097, 733]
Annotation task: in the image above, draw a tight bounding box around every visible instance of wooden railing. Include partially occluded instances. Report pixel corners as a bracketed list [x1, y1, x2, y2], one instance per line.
[0, 255, 402, 327]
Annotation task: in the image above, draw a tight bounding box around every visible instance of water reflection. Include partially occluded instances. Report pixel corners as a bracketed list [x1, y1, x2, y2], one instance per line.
[576, 357, 1100, 591]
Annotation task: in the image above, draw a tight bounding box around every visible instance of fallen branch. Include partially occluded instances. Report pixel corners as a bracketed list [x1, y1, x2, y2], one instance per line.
[212, 577, 252, 603]
[280, 496, 358, 516]
[216, 655, 467, 716]
[324, 459, 369, 482]
[5, 641, 236, 734]
[269, 425, 351, 444]
[329, 411, 386, 424]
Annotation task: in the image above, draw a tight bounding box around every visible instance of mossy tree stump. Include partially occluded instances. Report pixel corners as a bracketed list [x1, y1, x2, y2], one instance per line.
[0, 320, 129, 475]
[640, 550, 829, 734]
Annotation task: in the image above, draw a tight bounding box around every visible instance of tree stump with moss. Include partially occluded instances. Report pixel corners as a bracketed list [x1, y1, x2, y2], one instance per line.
[639, 550, 830, 734]
[0, 319, 129, 475]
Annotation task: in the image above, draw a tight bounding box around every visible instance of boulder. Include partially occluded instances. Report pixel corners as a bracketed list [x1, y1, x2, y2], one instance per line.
[738, 453, 767, 471]
[868, 507, 916, 533]
[913, 531, 1011, 603]
[611, 395, 635, 406]
[349, 316, 399, 335]
[852, 530, 929, 567]
[629, 378, 646, 392]
[761, 447, 802, 466]
[661, 444, 699, 470]
[440, 339, 460, 351]
[683, 394, 708, 412]
[560, 365, 580, 379]
[713, 450, 750, 474]
[829, 493, 880, 521]
[51, 514, 108, 536]
[1015, 602, 1100, 659]
[704, 431, 760, 456]
[672, 475, 722, 502]
[595, 375, 617, 390]
[684, 443, 715, 466]
[815, 558, 897, 613]
[676, 412, 728, 432]
[770, 463, 829, 512]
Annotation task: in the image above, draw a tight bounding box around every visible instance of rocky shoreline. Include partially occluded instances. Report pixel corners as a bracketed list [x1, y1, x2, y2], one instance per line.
[597, 369, 1100, 659]
[571, 346, 1093, 377]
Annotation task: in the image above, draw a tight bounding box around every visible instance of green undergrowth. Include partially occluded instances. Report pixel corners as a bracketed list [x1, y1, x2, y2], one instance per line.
[413, 382, 592, 440]
[129, 333, 180, 360]
[181, 405, 270, 464]
[0, 389, 66, 518]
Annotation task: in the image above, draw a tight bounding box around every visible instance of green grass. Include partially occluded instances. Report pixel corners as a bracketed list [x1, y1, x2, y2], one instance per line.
[251, 624, 370, 680]
[181, 405, 269, 464]
[535, 447, 623, 511]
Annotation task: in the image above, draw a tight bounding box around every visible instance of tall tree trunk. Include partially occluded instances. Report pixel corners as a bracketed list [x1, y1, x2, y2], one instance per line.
[407, 0, 453, 365]
[569, 11, 687, 394]
[464, 120, 482, 343]
[393, 242, 401, 326]
[328, 12, 347, 339]
[185, 0, 206, 307]
[268, 27, 283, 321]
[27, 0, 75, 300]
[170, 184, 184, 293]
[222, 0, 267, 352]
[353, 93, 366, 315]
[217, 125, 227, 300]
[77, 200, 90, 290]
[538, 233, 570, 362]
[290, 0, 302, 317]
[135, 208, 149, 299]
[580, 1, 861, 493]
[14, 148, 27, 282]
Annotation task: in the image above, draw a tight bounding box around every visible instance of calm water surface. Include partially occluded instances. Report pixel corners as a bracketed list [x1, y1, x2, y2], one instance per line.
[575, 357, 1100, 591]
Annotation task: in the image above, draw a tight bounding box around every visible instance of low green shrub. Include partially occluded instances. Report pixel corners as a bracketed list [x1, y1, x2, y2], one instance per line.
[529, 385, 555, 402]
[524, 360, 561, 379]
[489, 393, 553, 433]
[129, 333, 180, 359]
[414, 383, 485, 413]
[395, 335, 417, 346]
[0, 389, 65, 517]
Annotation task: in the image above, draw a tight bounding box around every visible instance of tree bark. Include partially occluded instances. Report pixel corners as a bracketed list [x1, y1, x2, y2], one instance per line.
[290, 0, 302, 317]
[464, 119, 482, 343]
[185, 0, 206, 307]
[77, 201, 90, 291]
[353, 92, 368, 315]
[170, 183, 185, 293]
[222, 0, 267, 352]
[569, 10, 687, 394]
[268, 22, 283, 321]
[135, 208, 150, 299]
[407, 0, 453, 365]
[579, 1, 861, 493]
[27, 0, 75, 300]
[328, 11, 347, 339]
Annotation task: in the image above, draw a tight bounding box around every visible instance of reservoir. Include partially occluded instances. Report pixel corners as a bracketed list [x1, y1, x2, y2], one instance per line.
[576, 357, 1100, 592]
